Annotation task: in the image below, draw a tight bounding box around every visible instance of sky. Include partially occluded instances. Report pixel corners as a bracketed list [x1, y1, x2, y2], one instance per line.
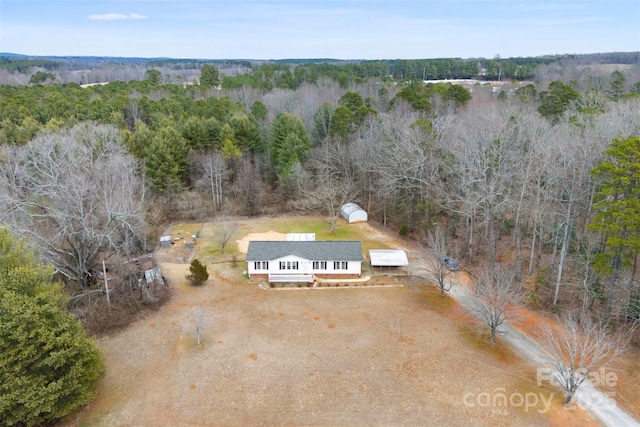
[1, 0, 639, 60]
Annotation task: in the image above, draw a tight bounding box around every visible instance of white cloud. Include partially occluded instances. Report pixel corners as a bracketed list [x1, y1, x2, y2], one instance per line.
[89, 13, 148, 21]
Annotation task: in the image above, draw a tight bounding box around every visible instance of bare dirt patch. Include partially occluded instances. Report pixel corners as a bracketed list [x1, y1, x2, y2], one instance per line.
[236, 231, 286, 254]
[69, 217, 608, 427]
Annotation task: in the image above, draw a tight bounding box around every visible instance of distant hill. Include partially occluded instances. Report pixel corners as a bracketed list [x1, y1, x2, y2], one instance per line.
[0, 51, 637, 87]
[1, 51, 638, 68]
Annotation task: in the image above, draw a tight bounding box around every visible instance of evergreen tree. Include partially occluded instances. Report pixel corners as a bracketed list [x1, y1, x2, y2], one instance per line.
[395, 84, 433, 114]
[219, 123, 241, 160]
[250, 100, 268, 121]
[269, 112, 311, 177]
[537, 81, 580, 121]
[589, 136, 640, 319]
[0, 228, 105, 426]
[200, 64, 221, 88]
[186, 259, 209, 285]
[608, 70, 627, 100]
[145, 69, 162, 85]
[446, 84, 472, 106]
[182, 116, 212, 150]
[123, 119, 154, 159]
[229, 113, 264, 153]
[145, 126, 191, 192]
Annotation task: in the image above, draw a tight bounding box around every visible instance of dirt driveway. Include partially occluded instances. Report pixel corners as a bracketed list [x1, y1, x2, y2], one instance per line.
[71, 218, 602, 426]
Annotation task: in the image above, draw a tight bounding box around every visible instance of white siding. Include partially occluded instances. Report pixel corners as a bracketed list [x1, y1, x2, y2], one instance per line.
[247, 260, 270, 277]
[248, 255, 361, 278]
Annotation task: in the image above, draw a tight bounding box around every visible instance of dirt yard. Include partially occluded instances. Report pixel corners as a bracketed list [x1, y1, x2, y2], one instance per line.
[68, 217, 613, 426]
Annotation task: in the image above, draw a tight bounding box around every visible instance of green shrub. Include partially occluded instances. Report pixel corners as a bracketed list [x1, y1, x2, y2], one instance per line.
[186, 259, 209, 285]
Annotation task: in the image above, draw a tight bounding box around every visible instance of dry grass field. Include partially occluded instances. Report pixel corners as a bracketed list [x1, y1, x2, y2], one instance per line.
[65, 216, 637, 426]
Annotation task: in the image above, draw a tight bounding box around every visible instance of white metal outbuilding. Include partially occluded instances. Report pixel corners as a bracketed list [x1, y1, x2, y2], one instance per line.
[341, 203, 368, 223]
[369, 249, 409, 275]
[368, 250, 409, 267]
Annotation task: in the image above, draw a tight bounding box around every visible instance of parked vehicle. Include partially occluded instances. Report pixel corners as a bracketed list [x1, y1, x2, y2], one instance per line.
[441, 256, 461, 271]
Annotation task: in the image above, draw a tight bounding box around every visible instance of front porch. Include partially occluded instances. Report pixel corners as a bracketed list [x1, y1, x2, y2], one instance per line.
[268, 273, 315, 284]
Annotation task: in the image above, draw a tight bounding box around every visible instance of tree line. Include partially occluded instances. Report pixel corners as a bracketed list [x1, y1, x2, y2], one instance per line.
[1, 64, 639, 318]
[1, 59, 640, 423]
[1, 53, 583, 87]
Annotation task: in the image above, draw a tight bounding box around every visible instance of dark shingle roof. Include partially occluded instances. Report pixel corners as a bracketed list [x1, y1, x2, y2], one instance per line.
[246, 241, 362, 262]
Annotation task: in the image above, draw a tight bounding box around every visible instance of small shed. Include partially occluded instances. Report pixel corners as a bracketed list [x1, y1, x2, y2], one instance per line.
[369, 249, 409, 275]
[341, 203, 368, 223]
[159, 235, 172, 248]
[145, 267, 165, 286]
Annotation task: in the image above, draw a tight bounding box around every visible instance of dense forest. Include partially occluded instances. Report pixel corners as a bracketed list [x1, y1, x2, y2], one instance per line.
[1, 52, 640, 331]
[1, 51, 640, 425]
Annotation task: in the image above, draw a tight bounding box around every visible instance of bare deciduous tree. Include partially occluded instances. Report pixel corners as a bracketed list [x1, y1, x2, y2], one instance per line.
[184, 307, 213, 346]
[0, 124, 146, 290]
[424, 225, 454, 297]
[445, 103, 524, 271]
[216, 219, 238, 254]
[471, 263, 522, 346]
[192, 148, 228, 213]
[544, 125, 603, 307]
[535, 313, 631, 406]
[294, 168, 353, 234]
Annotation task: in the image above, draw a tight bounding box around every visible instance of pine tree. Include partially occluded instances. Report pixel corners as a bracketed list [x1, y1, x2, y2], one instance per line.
[200, 64, 221, 88]
[186, 259, 209, 286]
[269, 112, 311, 177]
[0, 228, 105, 426]
[589, 136, 640, 319]
[145, 126, 191, 193]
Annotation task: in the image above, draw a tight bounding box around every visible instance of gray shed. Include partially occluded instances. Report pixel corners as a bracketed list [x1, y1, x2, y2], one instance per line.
[341, 203, 368, 223]
[145, 267, 165, 286]
[159, 235, 172, 248]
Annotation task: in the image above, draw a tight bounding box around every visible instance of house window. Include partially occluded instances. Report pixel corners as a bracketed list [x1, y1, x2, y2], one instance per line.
[254, 261, 268, 270]
[313, 261, 327, 270]
[334, 261, 348, 270]
[279, 261, 298, 270]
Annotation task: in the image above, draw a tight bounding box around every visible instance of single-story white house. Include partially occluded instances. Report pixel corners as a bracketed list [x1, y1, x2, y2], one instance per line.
[341, 203, 368, 223]
[246, 241, 362, 282]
